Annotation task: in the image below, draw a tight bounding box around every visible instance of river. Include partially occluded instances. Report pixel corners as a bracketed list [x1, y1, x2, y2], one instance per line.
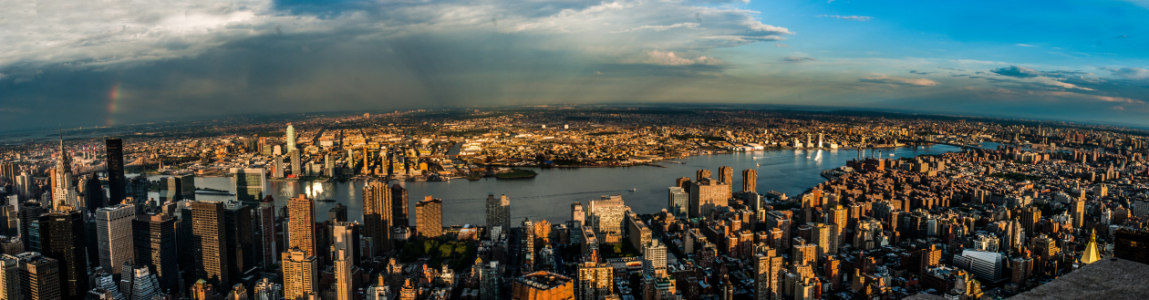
[152, 145, 963, 227]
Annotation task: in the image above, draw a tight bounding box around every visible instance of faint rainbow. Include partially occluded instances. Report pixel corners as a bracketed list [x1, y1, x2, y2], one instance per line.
[106, 83, 120, 126]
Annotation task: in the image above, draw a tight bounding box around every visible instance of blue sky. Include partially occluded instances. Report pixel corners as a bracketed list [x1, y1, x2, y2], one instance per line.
[1, 0, 1148, 131]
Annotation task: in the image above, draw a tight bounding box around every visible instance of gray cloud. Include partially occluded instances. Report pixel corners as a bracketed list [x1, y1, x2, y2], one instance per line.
[783, 56, 816, 62]
[817, 15, 873, 21]
[991, 66, 1042, 78]
[859, 74, 939, 86]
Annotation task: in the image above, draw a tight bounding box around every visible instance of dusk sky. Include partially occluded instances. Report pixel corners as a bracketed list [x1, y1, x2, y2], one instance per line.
[2, 0, 1148, 131]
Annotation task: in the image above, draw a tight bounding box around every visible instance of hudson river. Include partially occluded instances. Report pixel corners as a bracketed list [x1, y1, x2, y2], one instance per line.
[161, 145, 963, 226]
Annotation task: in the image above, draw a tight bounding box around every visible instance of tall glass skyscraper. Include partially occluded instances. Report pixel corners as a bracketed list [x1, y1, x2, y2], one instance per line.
[105, 138, 125, 204]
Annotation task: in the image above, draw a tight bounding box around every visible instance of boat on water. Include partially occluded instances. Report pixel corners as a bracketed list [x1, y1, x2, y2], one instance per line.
[629, 188, 637, 192]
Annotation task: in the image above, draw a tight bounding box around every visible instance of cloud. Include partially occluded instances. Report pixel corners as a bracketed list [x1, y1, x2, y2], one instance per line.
[774, 44, 790, 48]
[860, 74, 939, 86]
[639, 51, 720, 65]
[909, 70, 933, 75]
[783, 56, 815, 62]
[1016, 44, 1036, 47]
[991, 66, 1042, 78]
[817, 15, 873, 21]
[1103, 67, 1149, 80]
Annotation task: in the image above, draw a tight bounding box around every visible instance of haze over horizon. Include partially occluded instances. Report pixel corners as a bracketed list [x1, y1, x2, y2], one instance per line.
[2, 0, 1148, 131]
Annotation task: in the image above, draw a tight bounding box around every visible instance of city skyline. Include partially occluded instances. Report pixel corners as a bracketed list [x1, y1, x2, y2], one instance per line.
[3, 0, 1149, 131]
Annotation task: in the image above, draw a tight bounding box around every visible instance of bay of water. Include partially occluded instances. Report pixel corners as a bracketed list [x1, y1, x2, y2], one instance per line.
[161, 145, 962, 227]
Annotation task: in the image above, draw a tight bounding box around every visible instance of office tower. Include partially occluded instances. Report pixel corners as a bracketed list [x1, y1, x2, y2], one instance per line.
[272, 158, 285, 179]
[223, 200, 253, 282]
[256, 196, 277, 267]
[741, 169, 757, 193]
[331, 222, 360, 265]
[688, 178, 731, 218]
[95, 204, 135, 276]
[1071, 199, 1086, 228]
[329, 203, 347, 223]
[333, 247, 353, 300]
[391, 184, 408, 227]
[416, 196, 442, 238]
[571, 202, 585, 227]
[80, 174, 105, 213]
[0, 254, 18, 300]
[232, 168, 266, 205]
[486, 194, 510, 232]
[754, 246, 783, 300]
[16, 252, 60, 300]
[362, 182, 392, 255]
[289, 151, 301, 177]
[0, 163, 15, 186]
[38, 209, 87, 300]
[642, 240, 667, 276]
[718, 166, 733, 185]
[952, 249, 1006, 282]
[288, 194, 316, 257]
[1020, 207, 1041, 236]
[133, 211, 179, 294]
[52, 135, 79, 210]
[254, 278, 283, 300]
[285, 123, 296, 153]
[188, 201, 230, 289]
[282, 248, 318, 300]
[587, 195, 627, 244]
[127, 265, 161, 300]
[667, 187, 688, 218]
[511, 271, 573, 300]
[695, 169, 712, 182]
[18, 201, 42, 249]
[106, 138, 125, 204]
[1115, 228, 1149, 264]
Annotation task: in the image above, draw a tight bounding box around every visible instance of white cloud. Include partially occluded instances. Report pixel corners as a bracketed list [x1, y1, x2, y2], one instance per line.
[860, 74, 939, 86]
[639, 51, 719, 65]
[1105, 67, 1149, 80]
[817, 15, 873, 21]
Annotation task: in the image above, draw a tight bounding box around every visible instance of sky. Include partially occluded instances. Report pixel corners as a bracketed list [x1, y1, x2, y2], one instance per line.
[2, 0, 1149, 131]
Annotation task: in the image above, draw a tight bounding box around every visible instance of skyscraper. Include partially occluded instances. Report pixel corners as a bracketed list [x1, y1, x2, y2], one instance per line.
[742, 169, 757, 193]
[486, 194, 510, 232]
[329, 203, 348, 223]
[754, 246, 783, 300]
[521, 218, 535, 271]
[52, 134, 78, 210]
[16, 252, 60, 300]
[391, 184, 408, 227]
[333, 247, 353, 300]
[362, 182, 392, 255]
[0, 254, 18, 300]
[232, 168, 266, 206]
[188, 201, 230, 289]
[80, 174, 105, 213]
[285, 123, 296, 153]
[416, 196, 442, 238]
[257, 196, 278, 267]
[106, 138, 125, 204]
[331, 222, 360, 265]
[282, 248, 318, 300]
[38, 209, 87, 300]
[667, 187, 688, 218]
[288, 194, 316, 257]
[95, 204, 135, 277]
[571, 202, 585, 227]
[132, 211, 179, 294]
[223, 200, 253, 283]
[18, 201, 42, 250]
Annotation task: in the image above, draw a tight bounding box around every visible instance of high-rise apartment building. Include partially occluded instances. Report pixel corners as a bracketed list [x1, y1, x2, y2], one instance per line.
[571, 202, 585, 227]
[416, 196, 442, 238]
[16, 252, 60, 300]
[288, 194, 316, 257]
[282, 248, 318, 300]
[486, 194, 511, 232]
[331, 222, 360, 266]
[642, 240, 667, 276]
[362, 182, 392, 255]
[688, 178, 731, 218]
[576, 261, 613, 300]
[132, 211, 179, 294]
[333, 247, 354, 300]
[38, 209, 87, 300]
[754, 246, 783, 300]
[95, 204, 135, 276]
[391, 184, 408, 227]
[667, 187, 688, 218]
[718, 166, 733, 185]
[106, 138, 126, 204]
[742, 169, 757, 193]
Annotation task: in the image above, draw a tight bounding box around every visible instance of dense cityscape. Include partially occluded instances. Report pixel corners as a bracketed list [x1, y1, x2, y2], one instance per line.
[0, 107, 1147, 300]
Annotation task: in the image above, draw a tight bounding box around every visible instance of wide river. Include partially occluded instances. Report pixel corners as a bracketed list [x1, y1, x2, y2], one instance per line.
[152, 145, 963, 227]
